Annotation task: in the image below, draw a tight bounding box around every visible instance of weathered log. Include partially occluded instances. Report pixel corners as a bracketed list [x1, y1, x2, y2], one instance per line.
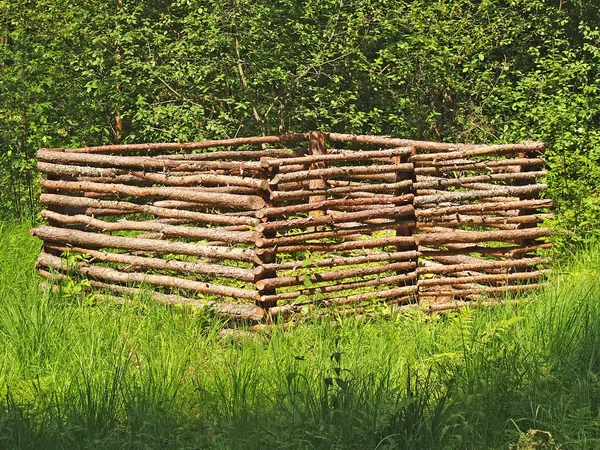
[260, 147, 412, 168]
[37, 150, 263, 172]
[258, 235, 416, 255]
[415, 227, 551, 246]
[416, 256, 547, 275]
[270, 180, 413, 201]
[40, 194, 260, 226]
[44, 133, 309, 154]
[418, 284, 542, 297]
[414, 184, 547, 206]
[256, 194, 413, 218]
[418, 243, 552, 258]
[44, 244, 255, 282]
[41, 179, 266, 210]
[418, 269, 550, 287]
[270, 163, 413, 185]
[417, 213, 554, 228]
[413, 171, 546, 190]
[255, 261, 416, 291]
[326, 132, 544, 153]
[259, 272, 418, 303]
[37, 251, 260, 300]
[416, 199, 553, 218]
[256, 204, 414, 233]
[411, 145, 543, 163]
[41, 211, 256, 244]
[414, 158, 546, 175]
[159, 147, 301, 161]
[256, 221, 415, 248]
[31, 226, 256, 262]
[256, 250, 417, 273]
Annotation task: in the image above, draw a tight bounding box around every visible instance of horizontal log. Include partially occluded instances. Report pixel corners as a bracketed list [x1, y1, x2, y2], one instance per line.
[255, 261, 416, 291]
[415, 227, 551, 246]
[326, 132, 544, 153]
[40, 194, 260, 226]
[37, 251, 260, 301]
[270, 180, 412, 201]
[418, 243, 552, 259]
[416, 199, 553, 218]
[414, 184, 547, 206]
[41, 179, 266, 210]
[259, 236, 416, 255]
[39, 272, 265, 321]
[413, 171, 546, 190]
[44, 133, 309, 154]
[40, 211, 256, 244]
[417, 213, 554, 228]
[270, 163, 413, 185]
[257, 250, 418, 273]
[256, 221, 414, 248]
[44, 244, 255, 282]
[259, 272, 418, 303]
[411, 145, 543, 163]
[256, 204, 414, 233]
[31, 226, 256, 262]
[159, 147, 301, 161]
[414, 158, 546, 175]
[260, 148, 412, 167]
[256, 194, 413, 218]
[418, 269, 550, 287]
[418, 283, 542, 297]
[416, 256, 547, 275]
[38, 150, 263, 173]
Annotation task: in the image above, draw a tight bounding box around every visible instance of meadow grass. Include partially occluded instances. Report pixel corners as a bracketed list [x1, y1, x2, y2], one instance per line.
[0, 221, 599, 449]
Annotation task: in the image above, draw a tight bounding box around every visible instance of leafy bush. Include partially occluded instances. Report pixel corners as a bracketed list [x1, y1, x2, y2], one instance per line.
[1, 0, 599, 248]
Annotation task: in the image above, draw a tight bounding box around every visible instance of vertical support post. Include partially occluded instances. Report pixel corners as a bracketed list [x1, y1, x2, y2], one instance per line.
[308, 131, 327, 218]
[394, 146, 418, 304]
[254, 164, 279, 318]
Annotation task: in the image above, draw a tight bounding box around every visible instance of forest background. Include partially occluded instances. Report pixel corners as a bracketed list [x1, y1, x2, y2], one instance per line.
[1, 0, 600, 250]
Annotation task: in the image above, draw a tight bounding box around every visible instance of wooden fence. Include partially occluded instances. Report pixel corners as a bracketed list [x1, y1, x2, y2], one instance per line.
[31, 131, 552, 322]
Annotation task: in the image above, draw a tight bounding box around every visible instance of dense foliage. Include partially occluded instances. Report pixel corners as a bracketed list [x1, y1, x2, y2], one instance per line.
[1, 0, 599, 247]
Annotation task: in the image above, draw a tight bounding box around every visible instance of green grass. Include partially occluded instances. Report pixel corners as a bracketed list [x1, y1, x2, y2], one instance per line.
[1, 221, 600, 449]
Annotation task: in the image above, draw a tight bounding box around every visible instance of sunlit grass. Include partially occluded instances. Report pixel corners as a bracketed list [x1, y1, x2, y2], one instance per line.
[0, 221, 599, 449]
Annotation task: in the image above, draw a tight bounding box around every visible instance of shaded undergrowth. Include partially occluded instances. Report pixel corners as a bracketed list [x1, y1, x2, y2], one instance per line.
[0, 222, 599, 449]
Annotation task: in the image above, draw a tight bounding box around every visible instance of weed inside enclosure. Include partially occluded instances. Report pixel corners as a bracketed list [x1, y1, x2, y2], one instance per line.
[31, 132, 552, 322]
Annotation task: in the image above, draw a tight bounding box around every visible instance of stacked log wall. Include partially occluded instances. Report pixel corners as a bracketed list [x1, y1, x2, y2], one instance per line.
[32, 132, 552, 322]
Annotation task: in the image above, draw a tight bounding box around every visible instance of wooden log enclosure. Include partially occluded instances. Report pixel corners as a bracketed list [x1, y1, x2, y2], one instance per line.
[32, 132, 552, 322]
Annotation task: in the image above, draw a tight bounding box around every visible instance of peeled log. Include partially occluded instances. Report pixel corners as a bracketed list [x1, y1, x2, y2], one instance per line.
[41, 179, 266, 210]
[256, 261, 416, 291]
[413, 171, 546, 189]
[44, 244, 255, 282]
[31, 226, 256, 263]
[256, 205, 414, 233]
[414, 184, 547, 206]
[37, 251, 260, 301]
[256, 194, 413, 218]
[418, 269, 550, 287]
[415, 227, 551, 246]
[261, 147, 412, 167]
[417, 199, 553, 218]
[259, 272, 418, 304]
[43, 133, 308, 154]
[41, 210, 256, 244]
[271, 163, 413, 185]
[37, 150, 262, 173]
[40, 194, 259, 226]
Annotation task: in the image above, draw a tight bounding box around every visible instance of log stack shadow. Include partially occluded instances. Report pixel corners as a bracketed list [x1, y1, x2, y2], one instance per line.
[31, 132, 552, 322]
